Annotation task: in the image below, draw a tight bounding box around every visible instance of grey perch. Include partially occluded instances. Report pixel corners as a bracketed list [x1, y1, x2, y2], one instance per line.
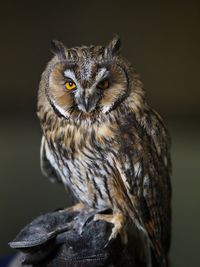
[9, 208, 151, 267]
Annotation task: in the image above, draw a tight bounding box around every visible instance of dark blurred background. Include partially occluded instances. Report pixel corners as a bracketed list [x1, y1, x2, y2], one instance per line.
[0, 1, 199, 266]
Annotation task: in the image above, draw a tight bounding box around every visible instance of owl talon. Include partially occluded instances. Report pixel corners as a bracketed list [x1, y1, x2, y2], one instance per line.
[64, 203, 85, 213]
[93, 212, 127, 246]
[77, 208, 110, 235]
[76, 212, 96, 235]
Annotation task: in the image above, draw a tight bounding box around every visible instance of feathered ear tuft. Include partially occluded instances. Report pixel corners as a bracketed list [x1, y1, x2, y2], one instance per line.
[50, 40, 67, 60]
[106, 35, 122, 56]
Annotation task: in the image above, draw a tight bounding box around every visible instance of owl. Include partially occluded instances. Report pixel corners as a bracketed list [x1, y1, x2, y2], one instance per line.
[37, 36, 171, 267]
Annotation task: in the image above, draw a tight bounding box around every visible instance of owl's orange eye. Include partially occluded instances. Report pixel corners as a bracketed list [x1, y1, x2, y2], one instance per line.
[65, 81, 76, 90]
[97, 79, 110, 90]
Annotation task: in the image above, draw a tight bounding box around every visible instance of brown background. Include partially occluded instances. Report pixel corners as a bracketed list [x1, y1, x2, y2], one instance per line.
[0, 1, 199, 266]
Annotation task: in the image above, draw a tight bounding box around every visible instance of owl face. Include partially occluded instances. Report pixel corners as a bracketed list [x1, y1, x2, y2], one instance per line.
[46, 37, 133, 119]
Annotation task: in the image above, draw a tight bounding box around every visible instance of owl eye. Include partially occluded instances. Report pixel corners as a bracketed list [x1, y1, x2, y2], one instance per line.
[65, 81, 76, 90]
[97, 79, 110, 90]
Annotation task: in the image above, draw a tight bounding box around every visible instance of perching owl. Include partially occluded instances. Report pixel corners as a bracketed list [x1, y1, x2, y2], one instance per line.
[37, 36, 171, 267]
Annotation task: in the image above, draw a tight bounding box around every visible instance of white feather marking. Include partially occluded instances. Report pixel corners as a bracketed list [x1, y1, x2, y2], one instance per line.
[84, 60, 93, 80]
[143, 174, 150, 186]
[44, 142, 69, 186]
[64, 70, 77, 83]
[40, 136, 45, 169]
[84, 68, 108, 92]
[135, 219, 147, 234]
[95, 68, 107, 82]
[44, 141, 56, 167]
[134, 162, 141, 177]
[52, 100, 68, 118]
[102, 104, 113, 114]
[62, 167, 68, 177]
[143, 175, 150, 198]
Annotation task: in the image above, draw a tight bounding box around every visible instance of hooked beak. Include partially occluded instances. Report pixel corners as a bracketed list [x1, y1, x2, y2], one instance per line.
[76, 91, 101, 113]
[77, 95, 97, 113]
[82, 97, 92, 112]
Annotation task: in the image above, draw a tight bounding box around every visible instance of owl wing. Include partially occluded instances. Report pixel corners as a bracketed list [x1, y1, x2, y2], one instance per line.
[40, 135, 62, 183]
[116, 109, 171, 265]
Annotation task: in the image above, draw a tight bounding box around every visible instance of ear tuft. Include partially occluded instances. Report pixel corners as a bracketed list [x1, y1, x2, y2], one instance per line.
[50, 40, 66, 59]
[106, 35, 122, 56]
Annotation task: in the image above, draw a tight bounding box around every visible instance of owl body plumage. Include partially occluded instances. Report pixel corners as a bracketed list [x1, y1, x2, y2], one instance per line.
[37, 37, 171, 266]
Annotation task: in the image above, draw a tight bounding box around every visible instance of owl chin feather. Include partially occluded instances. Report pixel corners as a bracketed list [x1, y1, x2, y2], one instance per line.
[77, 104, 95, 113]
[101, 104, 113, 114]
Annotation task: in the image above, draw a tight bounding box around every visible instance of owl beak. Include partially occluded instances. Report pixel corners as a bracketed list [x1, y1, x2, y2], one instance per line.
[82, 97, 93, 112]
[77, 90, 100, 113]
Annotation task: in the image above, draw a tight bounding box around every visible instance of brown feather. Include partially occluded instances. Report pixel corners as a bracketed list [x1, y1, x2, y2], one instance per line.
[37, 38, 171, 267]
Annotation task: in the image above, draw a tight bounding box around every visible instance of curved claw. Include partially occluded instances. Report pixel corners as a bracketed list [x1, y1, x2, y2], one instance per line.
[94, 212, 128, 247]
[73, 208, 110, 235]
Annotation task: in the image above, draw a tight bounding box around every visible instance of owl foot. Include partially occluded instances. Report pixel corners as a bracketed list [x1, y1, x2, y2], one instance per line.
[94, 212, 128, 247]
[63, 203, 86, 234]
[75, 208, 110, 236]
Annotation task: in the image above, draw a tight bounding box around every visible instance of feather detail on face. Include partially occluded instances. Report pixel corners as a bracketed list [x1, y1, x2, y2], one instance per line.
[40, 36, 145, 121]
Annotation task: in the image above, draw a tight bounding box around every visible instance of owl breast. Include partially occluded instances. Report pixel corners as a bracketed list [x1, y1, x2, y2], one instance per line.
[47, 120, 127, 211]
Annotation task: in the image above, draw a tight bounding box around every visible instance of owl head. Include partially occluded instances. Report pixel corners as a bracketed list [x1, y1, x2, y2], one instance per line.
[39, 36, 144, 120]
